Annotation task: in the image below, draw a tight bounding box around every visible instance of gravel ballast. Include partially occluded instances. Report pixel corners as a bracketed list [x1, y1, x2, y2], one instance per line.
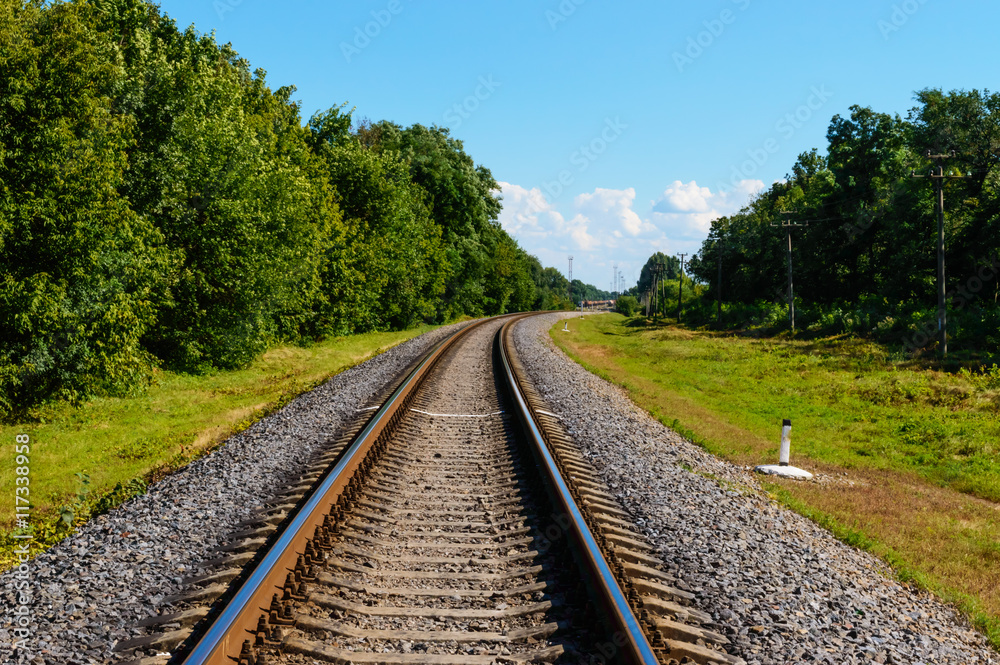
[514, 312, 997, 665]
[0, 321, 471, 665]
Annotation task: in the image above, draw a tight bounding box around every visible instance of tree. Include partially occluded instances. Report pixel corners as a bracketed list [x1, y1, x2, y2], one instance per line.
[0, 0, 611, 417]
[110, 18, 336, 370]
[569, 279, 612, 303]
[634, 253, 681, 315]
[374, 123, 504, 319]
[0, 0, 169, 415]
[637, 253, 680, 295]
[687, 90, 1000, 350]
[310, 118, 445, 333]
[480, 230, 534, 314]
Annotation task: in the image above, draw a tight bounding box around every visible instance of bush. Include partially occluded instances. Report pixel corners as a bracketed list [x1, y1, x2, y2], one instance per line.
[616, 296, 640, 316]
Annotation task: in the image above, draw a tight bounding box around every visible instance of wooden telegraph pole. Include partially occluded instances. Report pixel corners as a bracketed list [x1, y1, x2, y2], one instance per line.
[649, 268, 655, 318]
[677, 253, 687, 323]
[658, 263, 665, 319]
[911, 150, 969, 358]
[716, 244, 724, 325]
[567, 255, 573, 304]
[770, 213, 808, 332]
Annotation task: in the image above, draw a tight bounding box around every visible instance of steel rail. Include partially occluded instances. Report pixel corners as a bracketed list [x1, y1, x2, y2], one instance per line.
[178, 317, 490, 665]
[175, 312, 658, 665]
[498, 316, 660, 665]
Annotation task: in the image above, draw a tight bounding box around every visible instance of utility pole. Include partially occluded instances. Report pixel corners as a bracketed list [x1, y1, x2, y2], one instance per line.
[568, 255, 573, 304]
[612, 264, 618, 298]
[716, 245, 724, 326]
[657, 263, 665, 318]
[911, 150, 968, 358]
[653, 263, 660, 321]
[771, 213, 808, 332]
[652, 263, 663, 319]
[650, 268, 655, 318]
[677, 253, 687, 323]
[653, 263, 662, 320]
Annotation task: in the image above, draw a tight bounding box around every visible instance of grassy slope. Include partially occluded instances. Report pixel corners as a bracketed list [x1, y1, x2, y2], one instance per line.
[0, 324, 443, 567]
[553, 314, 1000, 648]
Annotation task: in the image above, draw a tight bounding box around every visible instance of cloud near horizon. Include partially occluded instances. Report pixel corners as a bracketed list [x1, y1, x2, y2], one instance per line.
[495, 179, 762, 284]
[499, 180, 764, 288]
[649, 179, 764, 239]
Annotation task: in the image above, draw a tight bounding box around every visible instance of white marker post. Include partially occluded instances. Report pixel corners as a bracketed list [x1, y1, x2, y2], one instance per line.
[755, 418, 812, 480]
[779, 419, 791, 466]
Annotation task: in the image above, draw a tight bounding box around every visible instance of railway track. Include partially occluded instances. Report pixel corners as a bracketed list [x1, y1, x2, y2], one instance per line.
[116, 315, 744, 665]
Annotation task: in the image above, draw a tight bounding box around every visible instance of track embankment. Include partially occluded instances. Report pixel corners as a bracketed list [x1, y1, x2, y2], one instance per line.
[513, 312, 997, 665]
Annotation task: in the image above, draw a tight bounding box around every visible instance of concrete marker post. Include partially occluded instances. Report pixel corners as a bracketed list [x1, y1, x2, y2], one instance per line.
[779, 419, 791, 466]
[755, 418, 812, 480]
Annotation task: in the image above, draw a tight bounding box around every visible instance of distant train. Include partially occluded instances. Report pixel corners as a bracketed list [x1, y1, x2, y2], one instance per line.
[580, 300, 615, 310]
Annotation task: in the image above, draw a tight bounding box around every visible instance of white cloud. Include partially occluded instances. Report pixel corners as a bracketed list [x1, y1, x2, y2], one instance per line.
[574, 187, 656, 237]
[496, 179, 761, 287]
[497, 182, 604, 252]
[566, 215, 599, 251]
[653, 180, 714, 214]
[650, 179, 762, 239]
[495, 182, 564, 241]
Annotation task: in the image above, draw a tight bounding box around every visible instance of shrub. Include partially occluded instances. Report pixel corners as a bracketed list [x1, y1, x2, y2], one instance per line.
[616, 295, 640, 316]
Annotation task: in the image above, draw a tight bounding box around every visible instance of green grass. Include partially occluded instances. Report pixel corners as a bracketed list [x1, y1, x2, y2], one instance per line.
[0, 324, 444, 568]
[554, 313, 1000, 650]
[557, 314, 1000, 499]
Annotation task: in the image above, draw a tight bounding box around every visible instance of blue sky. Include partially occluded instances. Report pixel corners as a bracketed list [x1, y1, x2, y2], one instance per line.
[156, 0, 996, 289]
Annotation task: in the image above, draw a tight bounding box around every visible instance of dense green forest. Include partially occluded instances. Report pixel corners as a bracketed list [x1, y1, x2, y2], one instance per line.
[0, 0, 605, 419]
[674, 89, 1000, 357]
